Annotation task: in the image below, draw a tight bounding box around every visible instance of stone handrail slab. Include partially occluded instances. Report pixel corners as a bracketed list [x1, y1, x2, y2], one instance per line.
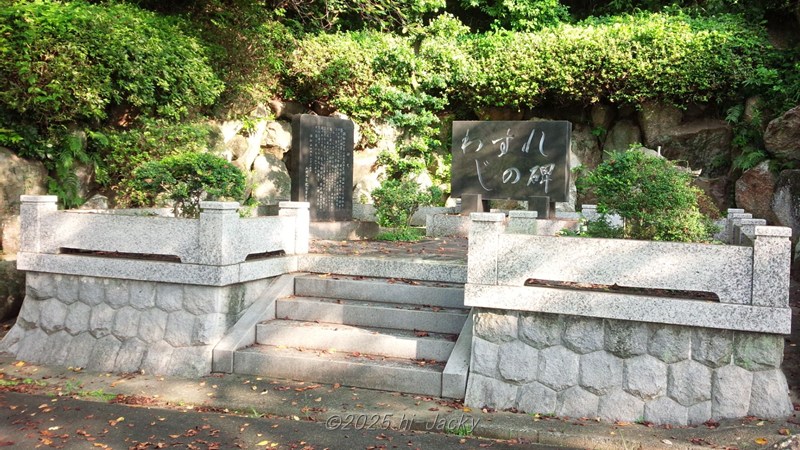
[464, 284, 791, 334]
[492, 234, 754, 305]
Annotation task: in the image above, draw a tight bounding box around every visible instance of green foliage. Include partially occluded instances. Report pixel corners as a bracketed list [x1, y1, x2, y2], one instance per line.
[0, 0, 223, 207]
[458, 0, 570, 31]
[284, 20, 467, 184]
[174, 0, 297, 116]
[462, 12, 772, 109]
[0, 0, 222, 125]
[375, 227, 426, 241]
[726, 104, 768, 171]
[576, 151, 716, 242]
[370, 178, 440, 229]
[272, 0, 445, 31]
[92, 119, 222, 206]
[130, 152, 246, 218]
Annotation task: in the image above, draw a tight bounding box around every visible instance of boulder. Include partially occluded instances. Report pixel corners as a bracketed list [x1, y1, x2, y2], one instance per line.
[215, 120, 244, 143]
[771, 169, 800, 236]
[0, 147, 48, 216]
[261, 121, 292, 157]
[764, 105, 800, 161]
[79, 194, 109, 211]
[638, 101, 683, 147]
[604, 120, 642, 153]
[249, 154, 291, 210]
[647, 118, 733, 177]
[228, 135, 259, 171]
[735, 161, 778, 223]
[267, 99, 307, 120]
[571, 124, 602, 171]
[590, 103, 616, 132]
[0, 257, 24, 321]
[693, 176, 732, 215]
[1, 216, 20, 255]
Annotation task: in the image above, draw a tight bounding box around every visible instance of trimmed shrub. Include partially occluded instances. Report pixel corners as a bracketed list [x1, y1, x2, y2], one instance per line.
[462, 12, 772, 109]
[130, 152, 246, 218]
[0, 1, 222, 125]
[576, 151, 716, 242]
[370, 178, 440, 229]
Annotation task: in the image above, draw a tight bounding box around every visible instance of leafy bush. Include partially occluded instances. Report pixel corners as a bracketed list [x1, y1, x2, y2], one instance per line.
[458, 0, 570, 31]
[0, 0, 223, 207]
[273, 0, 444, 31]
[92, 120, 223, 206]
[130, 152, 246, 218]
[0, 1, 222, 125]
[462, 12, 772, 109]
[576, 151, 716, 242]
[370, 178, 440, 229]
[284, 23, 464, 184]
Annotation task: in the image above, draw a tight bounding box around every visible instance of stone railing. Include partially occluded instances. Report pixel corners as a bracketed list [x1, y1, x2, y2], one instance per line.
[16, 195, 309, 285]
[1, 196, 310, 376]
[464, 212, 793, 425]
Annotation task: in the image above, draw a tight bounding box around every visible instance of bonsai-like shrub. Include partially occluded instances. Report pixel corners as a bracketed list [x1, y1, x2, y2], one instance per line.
[370, 178, 440, 239]
[576, 150, 716, 242]
[130, 152, 245, 218]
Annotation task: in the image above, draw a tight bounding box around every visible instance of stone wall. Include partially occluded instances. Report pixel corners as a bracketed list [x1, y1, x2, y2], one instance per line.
[0, 273, 274, 376]
[464, 212, 794, 424]
[467, 310, 791, 424]
[0, 196, 311, 376]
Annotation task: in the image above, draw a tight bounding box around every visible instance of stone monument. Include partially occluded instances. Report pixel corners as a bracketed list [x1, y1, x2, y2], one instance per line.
[451, 121, 571, 217]
[290, 114, 354, 221]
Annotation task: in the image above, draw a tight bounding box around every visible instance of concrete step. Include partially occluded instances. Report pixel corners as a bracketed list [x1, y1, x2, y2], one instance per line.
[233, 345, 444, 397]
[256, 319, 456, 361]
[294, 274, 464, 309]
[276, 296, 468, 334]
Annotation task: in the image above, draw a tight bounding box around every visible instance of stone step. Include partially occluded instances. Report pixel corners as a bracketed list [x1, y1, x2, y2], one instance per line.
[276, 296, 468, 334]
[233, 345, 444, 397]
[256, 319, 456, 361]
[294, 274, 465, 309]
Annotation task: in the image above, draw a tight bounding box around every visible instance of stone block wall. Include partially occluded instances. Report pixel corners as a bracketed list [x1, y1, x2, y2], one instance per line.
[0, 272, 275, 376]
[467, 310, 792, 425]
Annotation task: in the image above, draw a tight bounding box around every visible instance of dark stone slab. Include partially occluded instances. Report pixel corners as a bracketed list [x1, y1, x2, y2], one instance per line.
[291, 114, 354, 221]
[451, 121, 571, 202]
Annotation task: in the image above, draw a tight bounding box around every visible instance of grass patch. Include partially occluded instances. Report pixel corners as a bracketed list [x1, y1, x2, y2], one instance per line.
[445, 424, 474, 436]
[375, 227, 426, 241]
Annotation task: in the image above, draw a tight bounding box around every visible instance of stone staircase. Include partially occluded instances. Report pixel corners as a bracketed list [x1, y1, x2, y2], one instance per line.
[232, 274, 471, 398]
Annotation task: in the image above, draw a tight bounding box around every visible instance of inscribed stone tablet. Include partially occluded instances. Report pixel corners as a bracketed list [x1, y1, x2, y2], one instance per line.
[451, 121, 571, 202]
[290, 114, 354, 221]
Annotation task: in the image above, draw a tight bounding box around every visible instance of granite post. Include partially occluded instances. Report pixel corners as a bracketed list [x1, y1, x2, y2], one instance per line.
[751, 226, 792, 308]
[279, 201, 310, 255]
[199, 201, 240, 265]
[468, 213, 505, 285]
[19, 195, 58, 254]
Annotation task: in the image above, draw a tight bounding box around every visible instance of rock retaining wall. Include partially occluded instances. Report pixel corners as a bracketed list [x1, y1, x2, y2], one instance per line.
[1, 273, 274, 376]
[468, 310, 791, 424]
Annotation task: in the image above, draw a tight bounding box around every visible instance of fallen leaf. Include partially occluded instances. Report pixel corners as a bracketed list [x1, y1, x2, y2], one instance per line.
[755, 437, 768, 445]
[779, 428, 792, 436]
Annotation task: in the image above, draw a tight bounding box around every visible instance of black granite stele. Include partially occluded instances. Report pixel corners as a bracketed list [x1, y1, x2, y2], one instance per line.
[291, 114, 354, 221]
[451, 121, 571, 202]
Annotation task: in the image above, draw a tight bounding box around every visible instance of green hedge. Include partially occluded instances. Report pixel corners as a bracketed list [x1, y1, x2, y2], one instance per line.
[463, 12, 773, 109]
[0, 1, 223, 125]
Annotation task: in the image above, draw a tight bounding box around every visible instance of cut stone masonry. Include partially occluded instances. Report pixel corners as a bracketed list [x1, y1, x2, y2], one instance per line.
[464, 210, 793, 424]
